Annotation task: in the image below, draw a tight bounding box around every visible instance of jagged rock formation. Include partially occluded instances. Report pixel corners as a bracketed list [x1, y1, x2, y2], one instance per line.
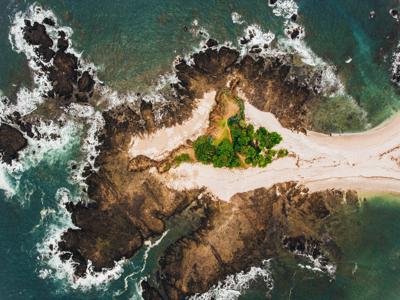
[55, 39, 351, 281]
[174, 40, 324, 132]
[142, 183, 359, 300]
[23, 18, 96, 102]
[58, 99, 204, 275]
[0, 123, 27, 164]
[7, 20, 359, 297]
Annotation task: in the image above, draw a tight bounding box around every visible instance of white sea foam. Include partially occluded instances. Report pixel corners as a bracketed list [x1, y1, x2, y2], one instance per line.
[190, 260, 274, 300]
[269, 0, 298, 19]
[297, 253, 336, 278]
[114, 230, 170, 298]
[277, 37, 345, 96]
[238, 24, 276, 57]
[5, 4, 97, 121]
[0, 165, 16, 196]
[391, 43, 400, 86]
[0, 118, 80, 203]
[231, 12, 245, 25]
[37, 187, 126, 291]
[20, 119, 79, 166]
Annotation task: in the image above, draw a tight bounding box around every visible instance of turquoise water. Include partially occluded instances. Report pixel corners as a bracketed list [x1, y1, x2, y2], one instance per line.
[1, 0, 400, 299]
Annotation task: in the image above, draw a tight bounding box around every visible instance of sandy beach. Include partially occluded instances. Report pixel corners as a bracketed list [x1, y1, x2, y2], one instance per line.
[128, 91, 216, 160]
[130, 92, 400, 201]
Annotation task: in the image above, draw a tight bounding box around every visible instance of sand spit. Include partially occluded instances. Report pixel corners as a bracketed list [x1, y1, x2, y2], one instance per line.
[137, 93, 400, 201]
[129, 91, 216, 160]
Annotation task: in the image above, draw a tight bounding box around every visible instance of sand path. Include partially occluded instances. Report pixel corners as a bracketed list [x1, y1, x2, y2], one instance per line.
[152, 95, 400, 201]
[129, 91, 216, 160]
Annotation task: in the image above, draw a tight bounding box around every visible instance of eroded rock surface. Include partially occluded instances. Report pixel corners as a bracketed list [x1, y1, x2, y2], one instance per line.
[0, 124, 27, 164]
[56, 39, 355, 281]
[23, 18, 96, 102]
[142, 183, 359, 300]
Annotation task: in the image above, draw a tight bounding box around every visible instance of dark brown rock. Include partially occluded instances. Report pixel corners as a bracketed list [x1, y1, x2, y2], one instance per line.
[23, 21, 53, 48]
[143, 183, 358, 299]
[77, 71, 95, 93]
[0, 123, 27, 164]
[57, 31, 69, 51]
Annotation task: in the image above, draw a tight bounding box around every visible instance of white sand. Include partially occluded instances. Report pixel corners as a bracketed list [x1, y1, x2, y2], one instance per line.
[161, 97, 400, 201]
[129, 91, 216, 160]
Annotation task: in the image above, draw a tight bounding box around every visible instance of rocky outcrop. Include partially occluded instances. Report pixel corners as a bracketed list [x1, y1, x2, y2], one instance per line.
[23, 18, 95, 102]
[0, 124, 27, 164]
[142, 183, 359, 300]
[58, 99, 203, 275]
[174, 41, 321, 132]
[51, 38, 357, 289]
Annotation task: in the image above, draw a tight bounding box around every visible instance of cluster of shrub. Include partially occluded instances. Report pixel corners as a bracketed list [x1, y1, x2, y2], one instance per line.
[193, 104, 288, 168]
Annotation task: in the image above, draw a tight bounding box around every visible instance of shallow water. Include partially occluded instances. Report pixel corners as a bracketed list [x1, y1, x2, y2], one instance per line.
[1, 0, 400, 299]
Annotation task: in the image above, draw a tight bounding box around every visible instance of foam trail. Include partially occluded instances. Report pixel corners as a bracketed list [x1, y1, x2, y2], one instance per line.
[114, 230, 170, 298]
[190, 260, 274, 300]
[0, 166, 15, 196]
[391, 42, 400, 86]
[297, 253, 336, 278]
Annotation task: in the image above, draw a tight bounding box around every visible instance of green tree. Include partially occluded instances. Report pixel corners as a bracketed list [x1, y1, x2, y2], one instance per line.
[265, 131, 282, 149]
[194, 136, 216, 164]
[212, 139, 238, 168]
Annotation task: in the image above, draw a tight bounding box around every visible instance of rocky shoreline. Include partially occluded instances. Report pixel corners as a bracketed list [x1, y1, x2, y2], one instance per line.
[141, 183, 359, 299]
[56, 39, 361, 298]
[1, 14, 363, 299]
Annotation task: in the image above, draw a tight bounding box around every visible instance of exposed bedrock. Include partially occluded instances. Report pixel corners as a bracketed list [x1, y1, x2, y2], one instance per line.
[174, 40, 321, 132]
[58, 100, 204, 275]
[0, 123, 27, 164]
[22, 18, 96, 102]
[142, 183, 359, 300]
[54, 38, 353, 288]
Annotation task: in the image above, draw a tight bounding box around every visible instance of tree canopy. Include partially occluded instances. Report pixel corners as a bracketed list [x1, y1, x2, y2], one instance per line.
[193, 98, 287, 169]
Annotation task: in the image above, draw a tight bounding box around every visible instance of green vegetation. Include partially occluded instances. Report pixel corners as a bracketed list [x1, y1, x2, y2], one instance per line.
[193, 97, 288, 169]
[174, 153, 192, 166]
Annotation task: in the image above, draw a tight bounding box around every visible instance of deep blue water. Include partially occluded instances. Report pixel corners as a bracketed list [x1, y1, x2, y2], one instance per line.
[1, 0, 400, 299]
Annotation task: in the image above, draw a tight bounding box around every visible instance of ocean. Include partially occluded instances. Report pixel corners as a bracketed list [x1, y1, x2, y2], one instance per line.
[1, 0, 400, 299]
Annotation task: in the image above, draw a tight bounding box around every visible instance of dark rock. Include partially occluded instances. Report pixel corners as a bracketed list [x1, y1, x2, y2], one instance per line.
[57, 31, 69, 51]
[205, 38, 218, 48]
[141, 281, 163, 300]
[290, 28, 300, 39]
[48, 51, 78, 99]
[35, 45, 55, 62]
[43, 17, 55, 26]
[78, 71, 95, 93]
[240, 37, 250, 45]
[23, 21, 53, 48]
[0, 124, 27, 164]
[390, 9, 399, 17]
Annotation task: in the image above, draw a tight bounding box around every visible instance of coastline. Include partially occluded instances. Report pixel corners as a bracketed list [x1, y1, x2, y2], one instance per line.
[136, 93, 400, 201]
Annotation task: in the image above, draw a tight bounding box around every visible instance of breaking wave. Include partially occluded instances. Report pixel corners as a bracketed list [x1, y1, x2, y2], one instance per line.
[37, 187, 126, 291]
[190, 260, 274, 300]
